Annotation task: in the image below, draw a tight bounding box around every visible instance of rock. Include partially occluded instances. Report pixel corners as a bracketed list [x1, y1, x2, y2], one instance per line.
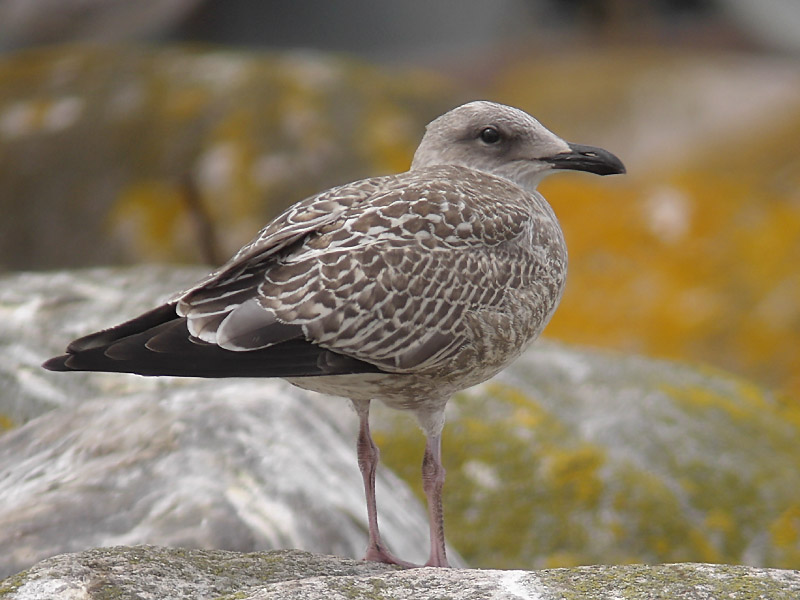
[1, 546, 799, 600]
[373, 342, 800, 569]
[0, 383, 435, 579]
[0, 45, 457, 270]
[2, 266, 799, 577]
[0, 267, 450, 578]
[0, 266, 206, 426]
[0, 547, 397, 600]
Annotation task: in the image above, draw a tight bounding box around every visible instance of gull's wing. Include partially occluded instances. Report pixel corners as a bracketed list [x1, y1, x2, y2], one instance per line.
[44, 166, 560, 378]
[179, 165, 556, 373]
[43, 176, 391, 378]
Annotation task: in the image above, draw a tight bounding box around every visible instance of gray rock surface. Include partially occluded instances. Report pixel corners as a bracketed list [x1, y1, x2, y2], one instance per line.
[0, 384, 433, 579]
[3, 266, 799, 576]
[2, 546, 799, 600]
[373, 342, 800, 569]
[0, 267, 446, 578]
[1, 265, 208, 425]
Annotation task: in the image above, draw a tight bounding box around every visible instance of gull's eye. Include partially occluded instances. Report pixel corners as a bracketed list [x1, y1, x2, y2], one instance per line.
[479, 127, 501, 144]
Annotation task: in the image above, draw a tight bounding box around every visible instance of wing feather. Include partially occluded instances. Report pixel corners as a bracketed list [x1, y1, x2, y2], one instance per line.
[175, 166, 550, 373]
[44, 166, 562, 380]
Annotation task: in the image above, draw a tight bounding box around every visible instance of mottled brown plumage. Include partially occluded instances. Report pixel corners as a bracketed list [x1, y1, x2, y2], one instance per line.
[44, 101, 625, 568]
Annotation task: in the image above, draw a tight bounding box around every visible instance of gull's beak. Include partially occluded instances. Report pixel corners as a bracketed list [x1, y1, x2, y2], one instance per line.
[544, 143, 626, 176]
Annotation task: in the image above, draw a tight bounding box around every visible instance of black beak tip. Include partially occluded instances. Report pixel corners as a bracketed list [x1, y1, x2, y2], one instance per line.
[602, 154, 626, 176]
[548, 143, 626, 176]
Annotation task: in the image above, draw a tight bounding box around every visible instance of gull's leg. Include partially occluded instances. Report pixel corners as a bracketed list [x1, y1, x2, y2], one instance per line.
[352, 399, 415, 567]
[422, 429, 449, 567]
[415, 405, 450, 568]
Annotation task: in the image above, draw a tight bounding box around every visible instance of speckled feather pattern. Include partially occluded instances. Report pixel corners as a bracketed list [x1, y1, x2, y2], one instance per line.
[177, 164, 567, 409]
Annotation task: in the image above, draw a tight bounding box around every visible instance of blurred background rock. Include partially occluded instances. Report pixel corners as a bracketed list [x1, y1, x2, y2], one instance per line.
[1, 0, 799, 571]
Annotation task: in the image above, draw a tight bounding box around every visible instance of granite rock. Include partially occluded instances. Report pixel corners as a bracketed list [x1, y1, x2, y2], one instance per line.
[2, 546, 799, 600]
[0, 267, 448, 578]
[2, 265, 799, 577]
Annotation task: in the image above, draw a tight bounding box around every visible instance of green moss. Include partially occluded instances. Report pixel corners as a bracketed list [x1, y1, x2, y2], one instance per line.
[0, 569, 28, 597]
[374, 363, 800, 570]
[377, 384, 615, 568]
[85, 581, 126, 600]
[536, 563, 800, 600]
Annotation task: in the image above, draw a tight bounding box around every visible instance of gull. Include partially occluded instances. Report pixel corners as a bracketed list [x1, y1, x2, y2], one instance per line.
[44, 101, 625, 568]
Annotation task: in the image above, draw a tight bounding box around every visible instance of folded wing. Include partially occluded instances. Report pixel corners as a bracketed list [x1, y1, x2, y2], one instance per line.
[44, 167, 545, 379]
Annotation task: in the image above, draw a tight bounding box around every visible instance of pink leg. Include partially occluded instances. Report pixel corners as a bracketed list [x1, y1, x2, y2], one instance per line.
[422, 431, 449, 567]
[353, 400, 415, 567]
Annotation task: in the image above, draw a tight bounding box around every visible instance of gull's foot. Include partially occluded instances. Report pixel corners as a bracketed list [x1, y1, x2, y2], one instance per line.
[424, 557, 451, 568]
[363, 544, 419, 568]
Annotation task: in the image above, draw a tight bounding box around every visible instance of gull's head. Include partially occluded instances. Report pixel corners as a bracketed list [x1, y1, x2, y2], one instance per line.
[411, 101, 625, 192]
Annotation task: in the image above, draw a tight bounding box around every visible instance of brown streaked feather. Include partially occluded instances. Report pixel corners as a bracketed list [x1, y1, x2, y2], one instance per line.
[46, 165, 563, 380]
[168, 166, 557, 375]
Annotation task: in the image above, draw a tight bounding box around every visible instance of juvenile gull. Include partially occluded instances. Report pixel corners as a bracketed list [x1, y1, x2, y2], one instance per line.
[44, 101, 625, 568]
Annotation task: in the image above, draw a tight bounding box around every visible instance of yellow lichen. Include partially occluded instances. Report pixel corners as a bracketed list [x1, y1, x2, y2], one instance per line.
[111, 180, 191, 261]
[770, 505, 800, 549]
[0, 413, 15, 431]
[494, 50, 800, 405]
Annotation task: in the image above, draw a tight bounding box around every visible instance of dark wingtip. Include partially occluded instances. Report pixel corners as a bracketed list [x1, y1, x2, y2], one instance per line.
[42, 354, 73, 371]
[65, 303, 180, 353]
